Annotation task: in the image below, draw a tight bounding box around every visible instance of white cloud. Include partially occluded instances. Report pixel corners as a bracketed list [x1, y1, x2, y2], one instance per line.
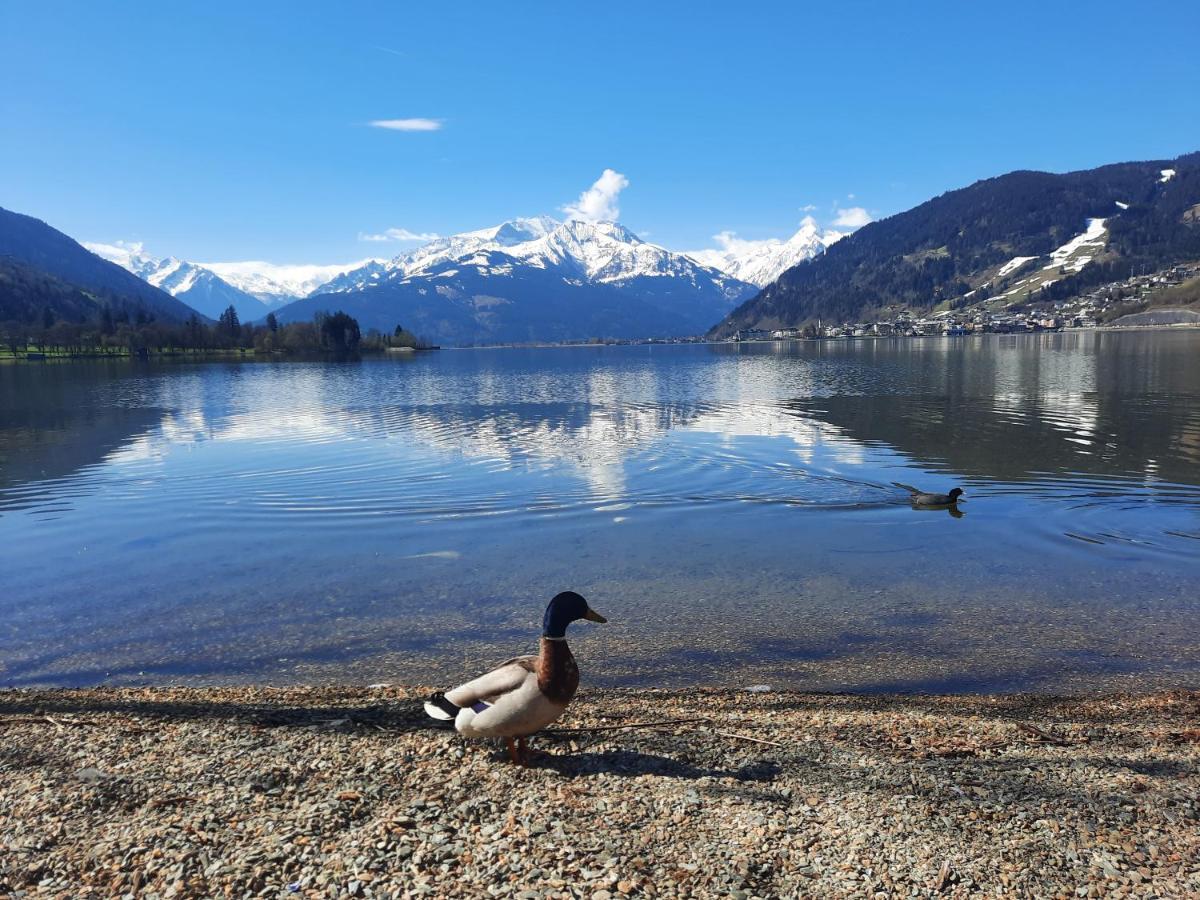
[800, 204, 817, 212]
[832, 206, 872, 228]
[710, 230, 779, 255]
[701, 215, 819, 256]
[562, 168, 629, 223]
[358, 227, 440, 243]
[369, 118, 443, 132]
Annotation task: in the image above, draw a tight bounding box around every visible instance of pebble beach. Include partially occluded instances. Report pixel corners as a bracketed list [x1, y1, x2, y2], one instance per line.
[1, 686, 1198, 898]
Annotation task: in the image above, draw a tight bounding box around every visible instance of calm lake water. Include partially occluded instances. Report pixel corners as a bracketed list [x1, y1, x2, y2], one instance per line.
[2, 333, 1199, 693]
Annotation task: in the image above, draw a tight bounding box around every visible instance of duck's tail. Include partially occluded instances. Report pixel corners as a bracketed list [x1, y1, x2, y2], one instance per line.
[423, 692, 459, 721]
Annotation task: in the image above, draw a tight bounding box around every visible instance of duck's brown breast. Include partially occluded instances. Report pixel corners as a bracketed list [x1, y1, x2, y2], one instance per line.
[536, 637, 579, 705]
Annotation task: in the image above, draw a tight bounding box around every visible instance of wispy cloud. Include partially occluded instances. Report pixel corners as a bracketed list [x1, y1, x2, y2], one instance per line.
[709, 230, 779, 255]
[704, 215, 821, 256]
[358, 227, 440, 243]
[800, 204, 818, 212]
[369, 118, 443, 132]
[832, 206, 872, 228]
[373, 45, 405, 57]
[562, 168, 629, 223]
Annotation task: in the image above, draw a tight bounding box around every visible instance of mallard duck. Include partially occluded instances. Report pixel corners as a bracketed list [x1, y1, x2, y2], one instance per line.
[423, 591, 606, 764]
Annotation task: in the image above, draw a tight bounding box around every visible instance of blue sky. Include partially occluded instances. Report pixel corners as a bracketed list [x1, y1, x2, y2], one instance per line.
[2, 0, 1198, 263]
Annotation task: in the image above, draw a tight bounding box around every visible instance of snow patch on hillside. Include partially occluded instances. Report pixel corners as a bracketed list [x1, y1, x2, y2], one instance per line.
[998, 256, 1036, 278]
[1043, 218, 1107, 274]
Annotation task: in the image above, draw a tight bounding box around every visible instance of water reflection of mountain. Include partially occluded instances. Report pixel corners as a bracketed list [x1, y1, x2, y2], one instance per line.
[0, 365, 162, 496]
[790, 393, 1200, 488]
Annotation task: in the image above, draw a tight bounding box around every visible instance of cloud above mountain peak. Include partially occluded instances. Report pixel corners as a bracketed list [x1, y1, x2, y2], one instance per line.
[358, 227, 441, 243]
[562, 169, 629, 223]
[832, 206, 872, 227]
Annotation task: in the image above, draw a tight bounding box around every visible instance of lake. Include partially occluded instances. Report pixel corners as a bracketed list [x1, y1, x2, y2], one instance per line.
[2, 332, 1199, 693]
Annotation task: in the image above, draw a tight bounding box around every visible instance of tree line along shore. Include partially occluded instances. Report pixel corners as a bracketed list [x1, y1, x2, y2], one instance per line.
[0, 304, 433, 362]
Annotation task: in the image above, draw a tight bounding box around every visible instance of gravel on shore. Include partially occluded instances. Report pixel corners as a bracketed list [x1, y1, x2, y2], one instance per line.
[1, 686, 1198, 898]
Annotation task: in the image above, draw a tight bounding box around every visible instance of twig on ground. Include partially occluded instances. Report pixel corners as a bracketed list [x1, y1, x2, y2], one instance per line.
[934, 859, 952, 892]
[547, 717, 712, 735]
[1016, 723, 1079, 747]
[709, 729, 784, 748]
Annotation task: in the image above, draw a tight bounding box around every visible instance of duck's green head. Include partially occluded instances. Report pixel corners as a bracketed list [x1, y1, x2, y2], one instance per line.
[543, 590, 606, 639]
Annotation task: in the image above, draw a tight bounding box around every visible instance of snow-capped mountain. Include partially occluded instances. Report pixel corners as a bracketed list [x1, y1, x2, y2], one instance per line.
[686, 219, 846, 287]
[200, 259, 380, 307]
[325, 217, 751, 300]
[320, 217, 560, 294]
[276, 217, 758, 344]
[84, 241, 268, 320]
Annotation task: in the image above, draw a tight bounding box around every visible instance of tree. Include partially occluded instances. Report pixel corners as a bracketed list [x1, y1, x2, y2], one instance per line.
[266, 312, 278, 332]
[391, 323, 420, 349]
[218, 305, 240, 337]
[318, 311, 361, 352]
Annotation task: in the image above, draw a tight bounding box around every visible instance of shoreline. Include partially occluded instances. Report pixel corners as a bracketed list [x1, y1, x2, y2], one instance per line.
[2, 686, 1197, 897]
[6, 326, 1199, 363]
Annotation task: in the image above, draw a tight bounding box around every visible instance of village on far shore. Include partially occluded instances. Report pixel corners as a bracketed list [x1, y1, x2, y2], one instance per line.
[733, 261, 1200, 341]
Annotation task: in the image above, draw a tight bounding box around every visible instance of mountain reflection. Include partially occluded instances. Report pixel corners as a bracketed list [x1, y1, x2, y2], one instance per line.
[3, 334, 1200, 520]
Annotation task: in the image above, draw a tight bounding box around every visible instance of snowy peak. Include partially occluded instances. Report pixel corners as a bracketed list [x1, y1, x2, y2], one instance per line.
[685, 219, 844, 287]
[85, 241, 270, 320]
[199, 259, 380, 305]
[321, 216, 752, 301]
[87, 241, 206, 294]
[474, 215, 560, 246]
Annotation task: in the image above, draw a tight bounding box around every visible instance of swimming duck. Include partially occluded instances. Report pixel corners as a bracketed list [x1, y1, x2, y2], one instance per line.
[894, 482, 965, 507]
[423, 591, 606, 764]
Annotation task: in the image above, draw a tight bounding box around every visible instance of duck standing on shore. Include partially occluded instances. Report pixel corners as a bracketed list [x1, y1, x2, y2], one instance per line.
[423, 591, 606, 765]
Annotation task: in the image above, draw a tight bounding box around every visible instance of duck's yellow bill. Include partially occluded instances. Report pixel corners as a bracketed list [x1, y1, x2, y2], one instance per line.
[584, 608, 607, 623]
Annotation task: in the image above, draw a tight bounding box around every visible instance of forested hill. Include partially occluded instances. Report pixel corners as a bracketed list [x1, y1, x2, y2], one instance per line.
[0, 206, 201, 323]
[709, 152, 1200, 336]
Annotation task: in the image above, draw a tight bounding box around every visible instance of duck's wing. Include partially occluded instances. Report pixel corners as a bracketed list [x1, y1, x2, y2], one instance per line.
[912, 493, 951, 506]
[444, 655, 537, 708]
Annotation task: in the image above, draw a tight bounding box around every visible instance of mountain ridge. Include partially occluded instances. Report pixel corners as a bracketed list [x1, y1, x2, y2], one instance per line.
[710, 152, 1200, 336]
[685, 219, 845, 287]
[0, 207, 203, 323]
[84, 241, 270, 321]
[279, 216, 757, 344]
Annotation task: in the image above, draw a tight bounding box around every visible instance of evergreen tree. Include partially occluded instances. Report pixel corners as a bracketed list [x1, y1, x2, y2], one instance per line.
[319, 311, 361, 352]
[218, 305, 240, 336]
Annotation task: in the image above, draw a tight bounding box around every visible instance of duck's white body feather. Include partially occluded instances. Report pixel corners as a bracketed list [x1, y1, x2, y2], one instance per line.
[444, 656, 569, 738]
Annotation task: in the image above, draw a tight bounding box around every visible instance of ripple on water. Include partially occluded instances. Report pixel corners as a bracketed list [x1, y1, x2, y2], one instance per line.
[2, 340, 1200, 690]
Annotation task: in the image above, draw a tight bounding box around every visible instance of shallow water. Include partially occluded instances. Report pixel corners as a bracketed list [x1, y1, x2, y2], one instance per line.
[2, 332, 1199, 692]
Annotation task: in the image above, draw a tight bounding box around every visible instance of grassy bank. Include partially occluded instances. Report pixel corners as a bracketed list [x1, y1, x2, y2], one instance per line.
[2, 686, 1197, 897]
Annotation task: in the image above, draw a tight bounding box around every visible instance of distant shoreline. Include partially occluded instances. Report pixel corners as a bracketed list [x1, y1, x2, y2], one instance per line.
[4, 325, 1197, 362]
[0, 346, 439, 364]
